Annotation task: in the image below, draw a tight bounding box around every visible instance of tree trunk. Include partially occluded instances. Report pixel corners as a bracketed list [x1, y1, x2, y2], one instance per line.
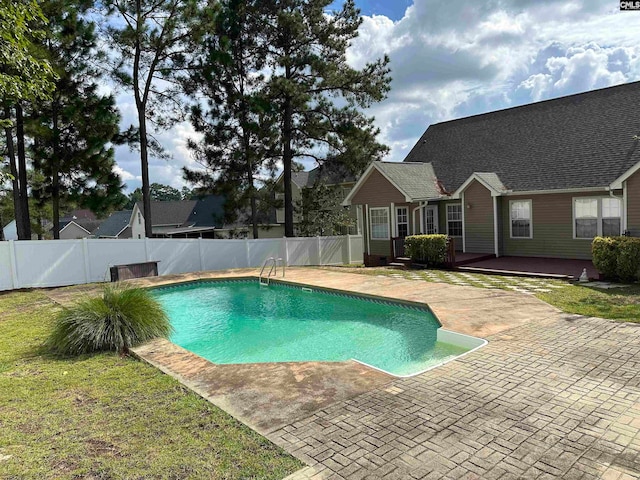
[138, 109, 153, 238]
[15, 104, 31, 239]
[4, 106, 24, 240]
[283, 94, 294, 237]
[52, 101, 61, 239]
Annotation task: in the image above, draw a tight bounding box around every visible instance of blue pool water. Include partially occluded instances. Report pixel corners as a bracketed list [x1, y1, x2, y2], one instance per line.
[153, 280, 470, 376]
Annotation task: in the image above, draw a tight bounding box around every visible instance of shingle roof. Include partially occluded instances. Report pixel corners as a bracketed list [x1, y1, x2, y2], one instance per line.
[92, 211, 132, 237]
[474, 172, 508, 193]
[288, 165, 357, 188]
[186, 196, 225, 227]
[375, 161, 442, 200]
[403, 81, 640, 192]
[135, 200, 197, 227]
[307, 164, 357, 185]
[291, 171, 311, 188]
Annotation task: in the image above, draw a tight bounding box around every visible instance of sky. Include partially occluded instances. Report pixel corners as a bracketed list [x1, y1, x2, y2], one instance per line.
[113, 0, 640, 193]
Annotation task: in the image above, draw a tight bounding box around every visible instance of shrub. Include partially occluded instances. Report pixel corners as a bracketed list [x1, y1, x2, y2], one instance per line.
[592, 236, 640, 282]
[404, 234, 449, 266]
[592, 237, 618, 279]
[617, 237, 640, 282]
[48, 284, 172, 355]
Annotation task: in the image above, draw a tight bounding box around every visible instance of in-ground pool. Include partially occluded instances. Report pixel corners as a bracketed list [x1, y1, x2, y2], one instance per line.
[153, 280, 486, 377]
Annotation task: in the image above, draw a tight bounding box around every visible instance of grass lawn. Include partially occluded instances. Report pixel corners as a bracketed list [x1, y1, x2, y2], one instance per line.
[326, 266, 640, 323]
[537, 283, 640, 322]
[0, 290, 303, 479]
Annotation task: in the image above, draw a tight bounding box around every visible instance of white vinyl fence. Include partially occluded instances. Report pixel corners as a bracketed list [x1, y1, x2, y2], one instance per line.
[0, 235, 364, 291]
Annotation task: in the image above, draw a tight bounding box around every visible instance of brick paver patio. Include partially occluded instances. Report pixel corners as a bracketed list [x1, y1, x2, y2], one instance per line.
[271, 313, 640, 479]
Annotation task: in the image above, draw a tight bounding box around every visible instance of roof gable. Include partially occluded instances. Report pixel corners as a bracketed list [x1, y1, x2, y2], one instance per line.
[404, 81, 640, 193]
[343, 161, 442, 205]
[92, 210, 132, 237]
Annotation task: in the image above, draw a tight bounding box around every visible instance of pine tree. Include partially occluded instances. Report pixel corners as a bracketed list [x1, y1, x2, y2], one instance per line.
[105, 0, 196, 238]
[29, 0, 125, 238]
[1, 0, 56, 238]
[183, 0, 278, 239]
[262, 0, 391, 237]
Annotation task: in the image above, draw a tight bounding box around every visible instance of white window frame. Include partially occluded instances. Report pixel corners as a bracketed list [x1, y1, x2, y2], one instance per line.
[369, 207, 390, 240]
[446, 203, 463, 237]
[395, 206, 409, 238]
[509, 199, 533, 239]
[572, 196, 622, 240]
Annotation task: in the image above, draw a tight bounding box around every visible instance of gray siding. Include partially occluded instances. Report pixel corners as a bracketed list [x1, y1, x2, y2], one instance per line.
[627, 170, 640, 232]
[501, 191, 604, 259]
[463, 180, 494, 254]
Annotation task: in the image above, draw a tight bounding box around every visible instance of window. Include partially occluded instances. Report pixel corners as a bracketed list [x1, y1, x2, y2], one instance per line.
[137, 212, 142, 224]
[446, 204, 462, 236]
[370, 207, 389, 240]
[602, 198, 622, 236]
[396, 207, 409, 238]
[510, 200, 532, 238]
[574, 197, 622, 239]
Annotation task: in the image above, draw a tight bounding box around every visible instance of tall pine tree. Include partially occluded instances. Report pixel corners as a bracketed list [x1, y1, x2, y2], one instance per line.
[183, 0, 278, 238]
[105, 0, 196, 238]
[29, 0, 124, 238]
[1, 0, 56, 239]
[263, 0, 391, 236]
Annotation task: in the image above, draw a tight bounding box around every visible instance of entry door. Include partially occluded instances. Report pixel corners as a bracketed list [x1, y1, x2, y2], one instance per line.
[425, 205, 438, 234]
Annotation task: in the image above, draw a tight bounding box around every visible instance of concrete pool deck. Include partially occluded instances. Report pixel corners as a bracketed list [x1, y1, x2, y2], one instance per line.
[46, 268, 640, 479]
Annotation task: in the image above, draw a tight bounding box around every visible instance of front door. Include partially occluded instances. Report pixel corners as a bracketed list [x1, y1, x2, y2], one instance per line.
[425, 205, 438, 234]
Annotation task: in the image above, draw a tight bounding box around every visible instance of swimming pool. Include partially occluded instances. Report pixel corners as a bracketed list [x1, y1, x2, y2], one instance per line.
[153, 279, 486, 377]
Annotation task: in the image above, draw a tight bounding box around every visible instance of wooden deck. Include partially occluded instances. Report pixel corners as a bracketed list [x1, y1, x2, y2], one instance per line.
[456, 255, 598, 279]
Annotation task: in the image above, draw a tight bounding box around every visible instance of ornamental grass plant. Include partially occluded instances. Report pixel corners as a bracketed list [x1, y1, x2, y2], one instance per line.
[48, 284, 171, 355]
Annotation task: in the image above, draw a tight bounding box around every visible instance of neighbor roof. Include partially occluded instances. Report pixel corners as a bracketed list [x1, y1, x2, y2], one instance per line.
[135, 200, 197, 227]
[92, 211, 132, 237]
[404, 81, 640, 192]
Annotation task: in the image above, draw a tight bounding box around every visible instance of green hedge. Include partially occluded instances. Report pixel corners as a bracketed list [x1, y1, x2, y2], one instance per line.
[592, 236, 640, 282]
[404, 234, 449, 266]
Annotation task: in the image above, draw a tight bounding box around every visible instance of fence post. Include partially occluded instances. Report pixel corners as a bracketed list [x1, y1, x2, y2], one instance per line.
[82, 238, 91, 283]
[347, 234, 352, 265]
[317, 236, 322, 265]
[284, 237, 290, 266]
[245, 238, 251, 267]
[198, 237, 205, 271]
[144, 238, 150, 262]
[8, 240, 18, 289]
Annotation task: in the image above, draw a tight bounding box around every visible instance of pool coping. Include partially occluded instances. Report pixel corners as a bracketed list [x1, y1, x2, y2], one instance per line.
[149, 276, 489, 378]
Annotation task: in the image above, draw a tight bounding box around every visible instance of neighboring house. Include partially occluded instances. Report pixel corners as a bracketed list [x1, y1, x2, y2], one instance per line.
[2, 220, 17, 241]
[94, 196, 235, 239]
[92, 210, 140, 239]
[274, 165, 361, 235]
[59, 210, 101, 240]
[344, 81, 640, 264]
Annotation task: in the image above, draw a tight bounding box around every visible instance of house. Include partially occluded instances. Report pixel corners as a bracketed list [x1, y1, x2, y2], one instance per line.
[274, 165, 361, 236]
[93, 195, 235, 239]
[2, 220, 17, 241]
[344, 81, 640, 265]
[59, 210, 101, 240]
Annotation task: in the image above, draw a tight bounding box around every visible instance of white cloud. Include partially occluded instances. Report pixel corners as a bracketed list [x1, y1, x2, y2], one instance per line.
[347, 0, 640, 162]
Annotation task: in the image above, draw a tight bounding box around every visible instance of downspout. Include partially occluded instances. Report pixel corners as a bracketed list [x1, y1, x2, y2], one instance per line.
[606, 186, 625, 233]
[493, 196, 500, 258]
[412, 201, 429, 234]
[411, 202, 423, 234]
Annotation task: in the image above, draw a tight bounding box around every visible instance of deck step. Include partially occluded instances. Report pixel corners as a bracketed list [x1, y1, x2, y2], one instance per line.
[457, 266, 572, 279]
[388, 262, 410, 270]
